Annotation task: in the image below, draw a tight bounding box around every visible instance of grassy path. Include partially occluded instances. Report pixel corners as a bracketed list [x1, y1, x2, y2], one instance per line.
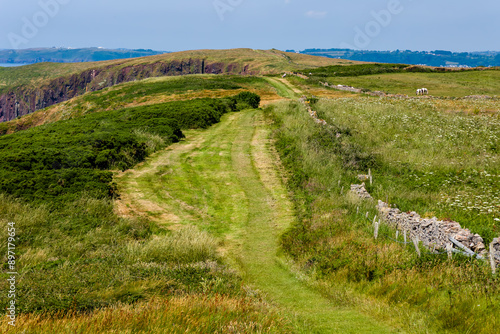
[263, 77, 301, 99]
[115, 110, 395, 333]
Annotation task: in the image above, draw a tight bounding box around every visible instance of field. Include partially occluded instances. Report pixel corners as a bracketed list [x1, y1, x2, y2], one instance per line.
[1, 54, 499, 333]
[309, 66, 500, 97]
[265, 94, 499, 332]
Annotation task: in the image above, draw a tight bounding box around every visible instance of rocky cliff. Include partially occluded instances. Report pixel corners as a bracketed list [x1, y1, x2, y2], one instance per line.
[0, 59, 251, 123]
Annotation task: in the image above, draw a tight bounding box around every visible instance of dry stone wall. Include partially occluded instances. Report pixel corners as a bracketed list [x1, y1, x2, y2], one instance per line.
[349, 183, 499, 267]
[377, 201, 487, 256]
[350, 183, 373, 200]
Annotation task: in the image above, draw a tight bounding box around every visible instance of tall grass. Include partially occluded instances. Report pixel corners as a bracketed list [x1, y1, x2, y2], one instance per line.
[266, 100, 500, 333]
[314, 97, 500, 240]
[126, 227, 218, 264]
[0, 193, 242, 314]
[0, 295, 293, 333]
[133, 129, 166, 155]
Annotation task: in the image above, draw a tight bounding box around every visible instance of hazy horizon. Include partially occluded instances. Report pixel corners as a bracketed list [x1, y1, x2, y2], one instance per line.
[0, 46, 499, 53]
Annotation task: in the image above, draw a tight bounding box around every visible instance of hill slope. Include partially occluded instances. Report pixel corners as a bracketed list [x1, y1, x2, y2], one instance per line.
[0, 48, 358, 123]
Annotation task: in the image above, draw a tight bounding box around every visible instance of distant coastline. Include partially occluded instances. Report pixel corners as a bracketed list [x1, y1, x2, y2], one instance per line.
[0, 63, 29, 67]
[0, 47, 167, 65]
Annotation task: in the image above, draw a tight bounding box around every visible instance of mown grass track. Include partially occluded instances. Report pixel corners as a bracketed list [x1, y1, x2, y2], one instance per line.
[116, 109, 395, 333]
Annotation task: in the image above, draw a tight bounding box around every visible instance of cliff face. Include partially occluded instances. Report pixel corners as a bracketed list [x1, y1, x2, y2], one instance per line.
[0, 59, 250, 123]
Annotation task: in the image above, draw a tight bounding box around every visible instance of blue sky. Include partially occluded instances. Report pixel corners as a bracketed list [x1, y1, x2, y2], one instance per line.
[0, 0, 498, 52]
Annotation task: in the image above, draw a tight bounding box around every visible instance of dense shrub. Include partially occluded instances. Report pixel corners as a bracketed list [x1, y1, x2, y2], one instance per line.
[306, 63, 410, 77]
[0, 94, 259, 205]
[230, 91, 261, 110]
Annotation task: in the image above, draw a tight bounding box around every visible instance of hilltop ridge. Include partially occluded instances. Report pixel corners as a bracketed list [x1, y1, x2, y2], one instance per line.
[0, 48, 358, 123]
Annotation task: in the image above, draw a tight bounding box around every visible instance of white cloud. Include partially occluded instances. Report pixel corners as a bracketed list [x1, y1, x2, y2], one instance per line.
[305, 10, 327, 19]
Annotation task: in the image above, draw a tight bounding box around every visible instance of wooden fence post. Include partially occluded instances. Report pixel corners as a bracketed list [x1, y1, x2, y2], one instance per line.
[446, 243, 453, 259]
[413, 236, 421, 257]
[490, 242, 497, 275]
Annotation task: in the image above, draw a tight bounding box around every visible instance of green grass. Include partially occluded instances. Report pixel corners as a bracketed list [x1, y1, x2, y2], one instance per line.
[0, 193, 248, 315]
[263, 77, 301, 99]
[306, 63, 410, 78]
[267, 100, 500, 334]
[0, 93, 260, 204]
[314, 97, 500, 240]
[0, 93, 261, 318]
[0, 48, 351, 94]
[71, 75, 268, 114]
[0, 62, 96, 93]
[320, 70, 500, 97]
[2, 61, 500, 333]
[116, 109, 395, 333]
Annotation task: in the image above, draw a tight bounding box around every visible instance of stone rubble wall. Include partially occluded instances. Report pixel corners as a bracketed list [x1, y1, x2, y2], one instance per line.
[376, 200, 487, 255]
[492, 238, 500, 264]
[289, 74, 499, 267]
[320, 82, 408, 99]
[350, 184, 500, 265]
[350, 183, 373, 200]
[288, 73, 500, 266]
[299, 96, 327, 125]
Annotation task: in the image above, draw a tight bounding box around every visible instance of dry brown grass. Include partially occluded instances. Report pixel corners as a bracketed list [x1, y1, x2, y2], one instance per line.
[0, 295, 292, 334]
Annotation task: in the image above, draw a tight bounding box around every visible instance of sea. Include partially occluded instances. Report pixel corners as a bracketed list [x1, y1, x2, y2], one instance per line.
[0, 63, 29, 67]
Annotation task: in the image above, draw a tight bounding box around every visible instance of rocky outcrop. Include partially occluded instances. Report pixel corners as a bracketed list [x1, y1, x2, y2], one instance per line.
[0, 59, 251, 123]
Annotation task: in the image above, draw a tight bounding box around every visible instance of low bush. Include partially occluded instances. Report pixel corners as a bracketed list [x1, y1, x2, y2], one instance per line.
[0, 95, 257, 205]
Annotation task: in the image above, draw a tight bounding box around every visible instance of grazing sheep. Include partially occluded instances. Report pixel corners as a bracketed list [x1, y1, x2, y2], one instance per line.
[416, 88, 428, 96]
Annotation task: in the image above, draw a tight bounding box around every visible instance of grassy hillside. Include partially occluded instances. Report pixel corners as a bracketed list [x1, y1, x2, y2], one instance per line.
[0, 62, 96, 92]
[0, 48, 357, 93]
[0, 88, 266, 317]
[307, 64, 500, 97]
[0, 75, 281, 134]
[1, 55, 499, 332]
[266, 96, 499, 333]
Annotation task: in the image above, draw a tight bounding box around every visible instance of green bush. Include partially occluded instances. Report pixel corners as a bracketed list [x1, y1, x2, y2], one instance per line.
[230, 91, 261, 110]
[0, 94, 260, 205]
[306, 63, 410, 78]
